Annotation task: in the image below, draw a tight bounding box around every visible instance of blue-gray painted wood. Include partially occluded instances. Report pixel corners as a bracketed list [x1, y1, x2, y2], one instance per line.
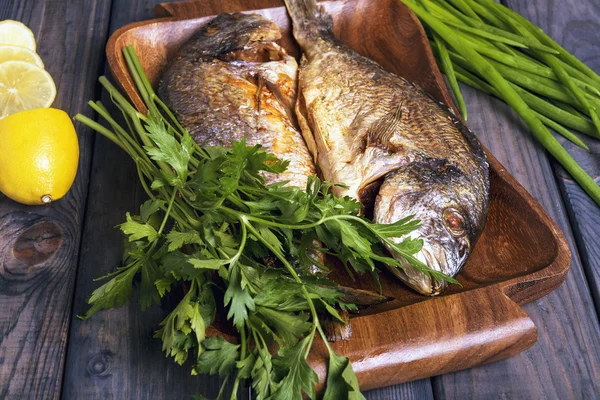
[0, 1, 111, 399]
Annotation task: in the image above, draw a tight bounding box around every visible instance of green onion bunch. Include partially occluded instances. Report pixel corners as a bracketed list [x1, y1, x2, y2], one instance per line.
[403, 0, 600, 206]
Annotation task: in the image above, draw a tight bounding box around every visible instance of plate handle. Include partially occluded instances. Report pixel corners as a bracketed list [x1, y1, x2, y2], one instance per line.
[308, 284, 538, 392]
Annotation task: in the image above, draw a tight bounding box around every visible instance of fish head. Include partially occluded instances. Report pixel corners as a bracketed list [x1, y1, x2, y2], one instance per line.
[374, 163, 486, 295]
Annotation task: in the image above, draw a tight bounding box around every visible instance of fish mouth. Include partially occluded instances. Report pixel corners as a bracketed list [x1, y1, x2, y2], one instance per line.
[385, 243, 455, 296]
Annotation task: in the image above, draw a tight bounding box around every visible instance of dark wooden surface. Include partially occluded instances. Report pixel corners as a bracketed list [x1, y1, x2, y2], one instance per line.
[0, 1, 112, 399]
[0, 0, 598, 399]
[105, 0, 571, 391]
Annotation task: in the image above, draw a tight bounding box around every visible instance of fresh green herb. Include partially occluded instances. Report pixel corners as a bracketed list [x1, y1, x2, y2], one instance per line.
[403, 0, 600, 206]
[76, 46, 451, 399]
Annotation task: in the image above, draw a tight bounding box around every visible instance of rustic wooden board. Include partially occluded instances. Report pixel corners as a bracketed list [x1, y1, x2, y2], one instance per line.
[506, 0, 600, 329]
[0, 1, 112, 399]
[432, 84, 600, 399]
[47, 0, 599, 399]
[60, 1, 433, 399]
[60, 1, 242, 399]
[102, 0, 574, 394]
[431, 0, 600, 397]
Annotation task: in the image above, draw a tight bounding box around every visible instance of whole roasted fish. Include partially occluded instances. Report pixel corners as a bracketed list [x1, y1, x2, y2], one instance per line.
[284, 0, 490, 295]
[158, 13, 391, 335]
[159, 12, 314, 188]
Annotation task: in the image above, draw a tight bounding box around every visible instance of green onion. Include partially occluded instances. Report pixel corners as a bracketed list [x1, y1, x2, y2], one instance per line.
[403, 0, 600, 206]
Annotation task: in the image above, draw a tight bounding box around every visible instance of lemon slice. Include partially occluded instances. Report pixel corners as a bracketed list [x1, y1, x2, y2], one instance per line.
[0, 61, 56, 118]
[0, 45, 44, 68]
[0, 20, 36, 52]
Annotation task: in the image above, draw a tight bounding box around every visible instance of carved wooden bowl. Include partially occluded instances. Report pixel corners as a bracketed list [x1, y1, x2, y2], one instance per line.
[105, 0, 570, 391]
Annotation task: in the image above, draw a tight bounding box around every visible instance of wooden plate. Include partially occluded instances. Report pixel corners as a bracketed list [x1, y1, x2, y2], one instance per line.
[105, 0, 571, 392]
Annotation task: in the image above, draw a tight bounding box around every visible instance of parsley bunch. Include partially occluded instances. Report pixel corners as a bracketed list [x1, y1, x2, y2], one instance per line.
[76, 46, 453, 399]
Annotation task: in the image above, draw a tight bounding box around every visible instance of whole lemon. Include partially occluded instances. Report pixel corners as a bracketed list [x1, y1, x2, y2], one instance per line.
[0, 108, 79, 205]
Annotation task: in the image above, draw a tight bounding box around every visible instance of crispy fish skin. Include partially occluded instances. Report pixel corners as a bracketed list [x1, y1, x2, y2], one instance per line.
[285, 0, 490, 295]
[159, 13, 315, 188]
[158, 14, 393, 340]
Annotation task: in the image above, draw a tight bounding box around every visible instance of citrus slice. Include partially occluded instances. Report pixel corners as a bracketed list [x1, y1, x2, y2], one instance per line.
[0, 20, 36, 52]
[0, 45, 44, 67]
[0, 61, 56, 118]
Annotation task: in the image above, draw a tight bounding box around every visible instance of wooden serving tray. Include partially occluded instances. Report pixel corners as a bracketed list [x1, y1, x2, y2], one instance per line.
[105, 0, 571, 392]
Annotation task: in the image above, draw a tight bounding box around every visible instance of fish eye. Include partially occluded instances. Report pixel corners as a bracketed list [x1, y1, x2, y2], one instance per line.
[443, 208, 466, 237]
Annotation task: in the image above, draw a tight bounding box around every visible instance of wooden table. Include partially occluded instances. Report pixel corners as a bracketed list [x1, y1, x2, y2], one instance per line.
[1, 0, 599, 399]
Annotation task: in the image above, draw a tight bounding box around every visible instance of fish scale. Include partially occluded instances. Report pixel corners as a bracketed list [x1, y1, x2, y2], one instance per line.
[285, 0, 490, 295]
[159, 13, 315, 188]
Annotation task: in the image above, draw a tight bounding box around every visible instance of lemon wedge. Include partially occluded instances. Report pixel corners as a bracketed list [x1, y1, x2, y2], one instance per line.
[0, 45, 44, 67]
[0, 60, 56, 118]
[0, 20, 36, 52]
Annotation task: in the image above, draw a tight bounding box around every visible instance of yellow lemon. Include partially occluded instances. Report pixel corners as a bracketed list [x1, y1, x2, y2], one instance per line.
[0, 45, 44, 68]
[0, 108, 79, 205]
[0, 20, 36, 51]
[0, 60, 56, 118]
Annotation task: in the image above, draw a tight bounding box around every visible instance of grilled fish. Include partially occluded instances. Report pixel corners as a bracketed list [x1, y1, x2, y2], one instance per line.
[158, 13, 392, 328]
[284, 0, 490, 295]
[159, 12, 314, 188]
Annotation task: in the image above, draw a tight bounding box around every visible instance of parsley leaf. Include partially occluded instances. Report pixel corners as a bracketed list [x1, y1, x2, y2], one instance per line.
[140, 258, 161, 311]
[120, 212, 158, 242]
[223, 264, 255, 329]
[140, 199, 165, 223]
[195, 336, 240, 377]
[323, 351, 364, 400]
[251, 345, 276, 400]
[144, 112, 194, 186]
[80, 262, 140, 319]
[256, 307, 311, 346]
[155, 279, 206, 365]
[272, 336, 318, 400]
[166, 230, 203, 251]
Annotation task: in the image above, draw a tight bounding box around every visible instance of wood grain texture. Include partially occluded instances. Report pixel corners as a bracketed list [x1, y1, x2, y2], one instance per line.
[61, 1, 242, 399]
[431, 81, 600, 399]
[64, 1, 433, 399]
[432, 1, 600, 398]
[58, 0, 598, 399]
[0, 1, 112, 399]
[102, 0, 574, 395]
[506, 0, 600, 331]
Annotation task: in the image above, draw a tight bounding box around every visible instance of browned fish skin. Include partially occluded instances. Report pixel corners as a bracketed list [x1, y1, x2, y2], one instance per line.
[159, 13, 315, 188]
[285, 0, 490, 295]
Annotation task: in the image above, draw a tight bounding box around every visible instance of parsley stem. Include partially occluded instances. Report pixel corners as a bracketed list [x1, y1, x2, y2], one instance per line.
[221, 206, 327, 230]
[231, 326, 247, 397]
[242, 217, 323, 357]
[229, 220, 247, 267]
[158, 189, 177, 235]
[74, 114, 129, 154]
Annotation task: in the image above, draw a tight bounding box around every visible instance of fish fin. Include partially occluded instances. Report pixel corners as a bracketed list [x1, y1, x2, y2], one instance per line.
[366, 103, 404, 151]
[334, 285, 393, 308]
[283, 0, 333, 46]
[283, 0, 318, 22]
[296, 88, 319, 162]
[255, 74, 265, 116]
[262, 77, 297, 126]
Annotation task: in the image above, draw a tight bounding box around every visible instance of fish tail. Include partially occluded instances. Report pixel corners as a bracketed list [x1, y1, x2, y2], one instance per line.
[284, 0, 332, 49]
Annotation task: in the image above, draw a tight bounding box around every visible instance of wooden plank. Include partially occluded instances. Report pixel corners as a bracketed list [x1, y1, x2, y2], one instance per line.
[62, 1, 435, 399]
[432, 0, 600, 396]
[366, 380, 433, 400]
[61, 1, 241, 399]
[0, 1, 112, 399]
[431, 86, 600, 397]
[506, 0, 600, 328]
